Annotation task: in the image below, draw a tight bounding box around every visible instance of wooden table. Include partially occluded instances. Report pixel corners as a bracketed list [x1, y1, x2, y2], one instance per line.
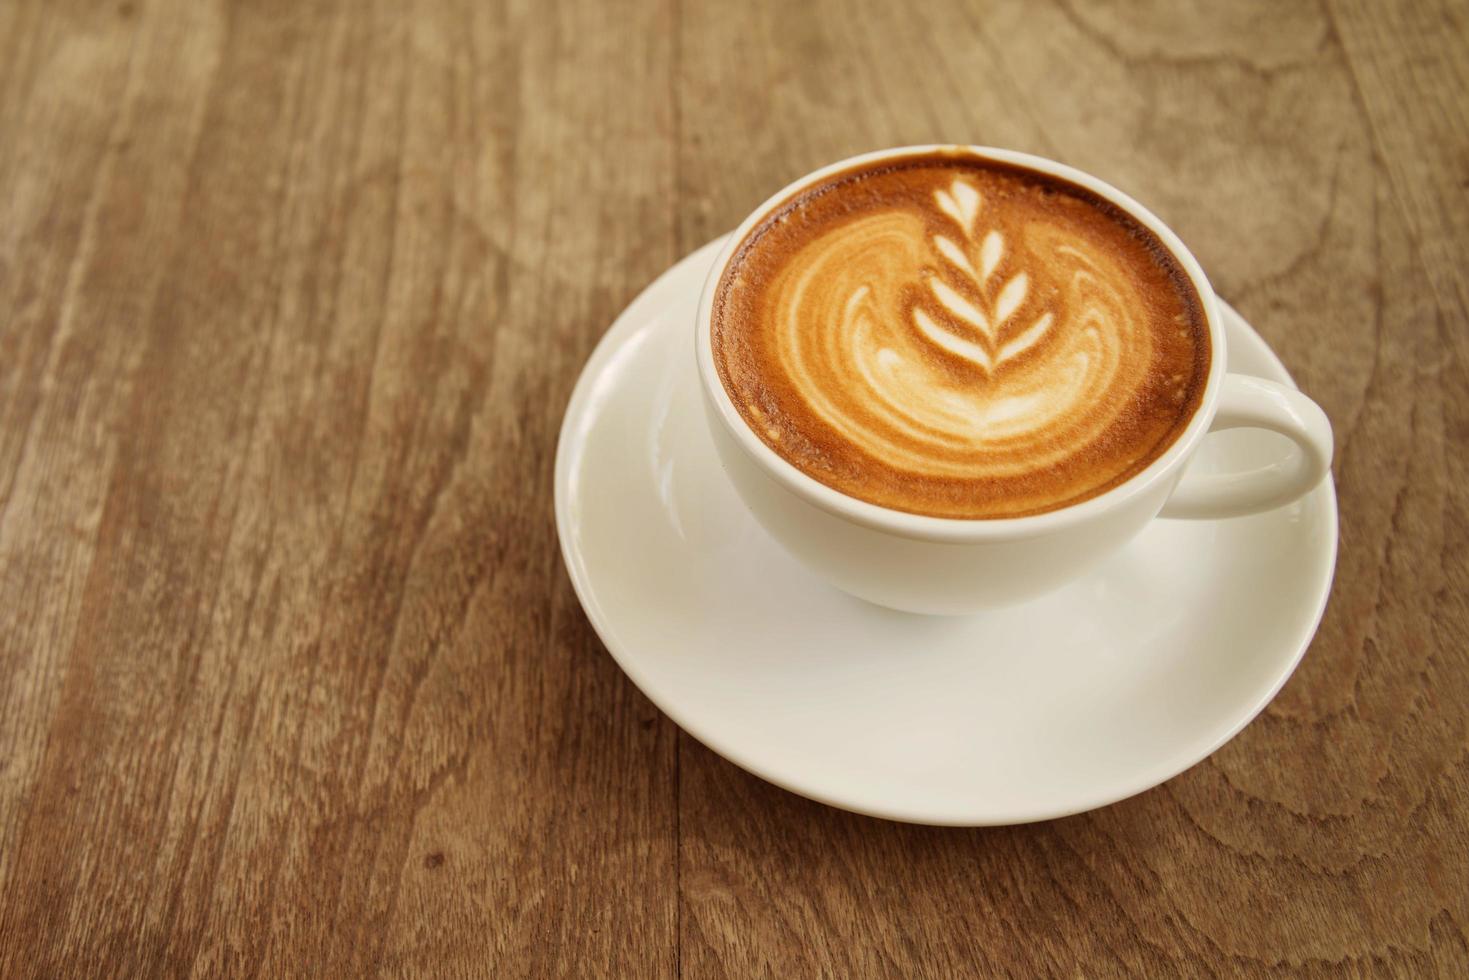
[2, 0, 1465, 975]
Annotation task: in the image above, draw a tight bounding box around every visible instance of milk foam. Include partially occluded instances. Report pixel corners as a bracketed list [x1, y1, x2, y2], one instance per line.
[714, 156, 1208, 518]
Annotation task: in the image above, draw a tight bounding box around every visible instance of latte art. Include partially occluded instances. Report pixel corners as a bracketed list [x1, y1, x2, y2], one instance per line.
[714, 153, 1210, 519]
[916, 177, 1057, 373]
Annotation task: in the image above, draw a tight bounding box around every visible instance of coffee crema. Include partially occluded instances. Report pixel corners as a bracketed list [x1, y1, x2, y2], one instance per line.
[711, 151, 1211, 519]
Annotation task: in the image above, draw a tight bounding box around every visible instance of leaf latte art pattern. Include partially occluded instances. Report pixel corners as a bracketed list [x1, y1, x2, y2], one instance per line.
[714, 156, 1209, 518]
[914, 178, 1056, 373]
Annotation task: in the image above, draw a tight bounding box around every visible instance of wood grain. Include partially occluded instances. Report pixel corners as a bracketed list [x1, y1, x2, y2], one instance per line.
[1, 0, 1464, 976]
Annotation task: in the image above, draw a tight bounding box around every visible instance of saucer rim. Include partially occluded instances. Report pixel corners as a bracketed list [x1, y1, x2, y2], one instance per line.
[553, 235, 1339, 826]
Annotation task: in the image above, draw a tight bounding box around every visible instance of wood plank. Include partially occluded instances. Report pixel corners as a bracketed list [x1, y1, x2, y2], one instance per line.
[0, 0, 678, 974]
[1331, 0, 1469, 337]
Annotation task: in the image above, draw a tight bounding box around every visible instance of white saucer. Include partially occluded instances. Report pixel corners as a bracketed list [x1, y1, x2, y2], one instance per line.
[554, 237, 1338, 826]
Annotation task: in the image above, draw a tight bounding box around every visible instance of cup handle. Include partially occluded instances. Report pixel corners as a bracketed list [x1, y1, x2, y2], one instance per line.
[1160, 373, 1333, 519]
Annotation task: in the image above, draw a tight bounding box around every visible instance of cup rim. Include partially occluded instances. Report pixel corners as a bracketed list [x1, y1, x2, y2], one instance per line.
[695, 144, 1227, 543]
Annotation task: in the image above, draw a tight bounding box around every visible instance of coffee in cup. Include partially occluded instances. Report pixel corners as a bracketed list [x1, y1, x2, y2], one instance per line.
[696, 146, 1333, 612]
[710, 150, 1210, 519]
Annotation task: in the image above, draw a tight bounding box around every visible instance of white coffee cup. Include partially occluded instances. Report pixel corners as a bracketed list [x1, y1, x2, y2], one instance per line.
[695, 146, 1333, 614]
